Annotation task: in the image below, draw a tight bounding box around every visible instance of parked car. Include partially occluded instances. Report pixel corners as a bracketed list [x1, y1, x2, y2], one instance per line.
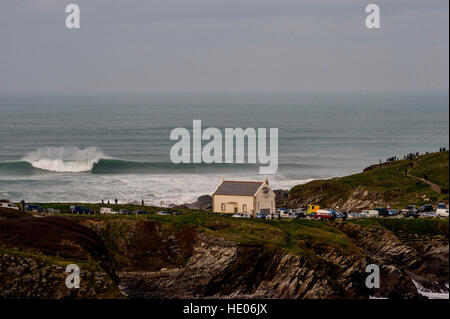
[46, 208, 60, 214]
[133, 210, 149, 215]
[406, 205, 418, 213]
[156, 211, 171, 215]
[388, 209, 398, 216]
[70, 205, 91, 214]
[347, 212, 358, 219]
[171, 211, 183, 215]
[418, 204, 433, 213]
[0, 202, 19, 210]
[278, 210, 291, 218]
[436, 203, 449, 218]
[100, 207, 118, 214]
[25, 204, 43, 213]
[339, 211, 348, 220]
[361, 210, 379, 218]
[269, 212, 280, 219]
[332, 211, 345, 219]
[232, 212, 251, 218]
[293, 211, 307, 219]
[255, 212, 267, 219]
[421, 211, 437, 218]
[404, 210, 419, 218]
[314, 210, 336, 220]
[374, 207, 389, 217]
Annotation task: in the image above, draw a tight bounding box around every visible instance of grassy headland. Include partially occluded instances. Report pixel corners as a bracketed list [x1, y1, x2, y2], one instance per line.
[288, 151, 449, 210]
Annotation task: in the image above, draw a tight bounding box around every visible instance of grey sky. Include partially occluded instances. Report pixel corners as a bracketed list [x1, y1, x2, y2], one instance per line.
[0, 0, 448, 94]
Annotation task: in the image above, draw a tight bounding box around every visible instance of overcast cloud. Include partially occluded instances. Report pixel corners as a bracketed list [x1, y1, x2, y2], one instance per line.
[0, 0, 448, 94]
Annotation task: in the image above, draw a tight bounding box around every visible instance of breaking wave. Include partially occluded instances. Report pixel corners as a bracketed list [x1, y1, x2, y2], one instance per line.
[0, 146, 317, 175]
[21, 146, 106, 173]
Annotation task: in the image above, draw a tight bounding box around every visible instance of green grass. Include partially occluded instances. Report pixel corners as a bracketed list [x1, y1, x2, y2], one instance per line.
[5, 203, 448, 264]
[347, 218, 449, 236]
[289, 151, 449, 209]
[24, 202, 199, 215]
[69, 211, 448, 258]
[409, 151, 449, 189]
[0, 245, 101, 271]
[142, 212, 354, 255]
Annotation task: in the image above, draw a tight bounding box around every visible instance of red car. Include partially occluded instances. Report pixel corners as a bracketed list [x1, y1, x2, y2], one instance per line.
[314, 210, 335, 220]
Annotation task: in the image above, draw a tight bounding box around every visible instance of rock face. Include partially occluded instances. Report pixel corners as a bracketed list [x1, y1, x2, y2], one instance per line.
[1, 214, 448, 299]
[0, 216, 118, 282]
[178, 195, 213, 211]
[0, 254, 121, 299]
[119, 226, 449, 299]
[80, 219, 197, 272]
[286, 184, 388, 212]
[274, 189, 289, 208]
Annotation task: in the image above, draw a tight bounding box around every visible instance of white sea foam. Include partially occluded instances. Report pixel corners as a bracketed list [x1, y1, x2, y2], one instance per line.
[11, 146, 313, 203]
[412, 279, 449, 299]
[1, 168, 312, 205]
[22, 146, 106, 172]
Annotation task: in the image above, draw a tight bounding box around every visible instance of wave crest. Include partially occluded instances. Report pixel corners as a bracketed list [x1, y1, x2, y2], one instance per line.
[22, 146, 107, 172]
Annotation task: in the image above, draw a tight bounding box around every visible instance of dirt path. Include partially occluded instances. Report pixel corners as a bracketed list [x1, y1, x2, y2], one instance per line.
[406, 163, 441, 194]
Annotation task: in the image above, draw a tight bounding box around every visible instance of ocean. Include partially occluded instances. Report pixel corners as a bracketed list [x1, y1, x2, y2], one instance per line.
[0, 92, 448, 205]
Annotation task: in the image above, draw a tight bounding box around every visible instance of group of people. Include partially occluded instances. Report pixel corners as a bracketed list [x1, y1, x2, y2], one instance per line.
[385, 147, 447, 164]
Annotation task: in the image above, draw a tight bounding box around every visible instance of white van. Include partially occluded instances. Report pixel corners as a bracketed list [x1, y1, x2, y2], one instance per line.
[361, 210, 378, 218]
[0, 202, 19, 210]
[232, 212, 251, 218]
[100, 207, 118, 215]
[436, 203, 449, 218]
[278, 210, 291, 218]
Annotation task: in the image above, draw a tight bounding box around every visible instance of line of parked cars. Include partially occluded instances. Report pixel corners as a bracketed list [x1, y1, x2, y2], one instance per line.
[99, 207, 183, 216]
[8, 203, 184, 216]
[230, 203, 449, 220]
[332, 203, 448, 219]
[0, 202, 19, 210]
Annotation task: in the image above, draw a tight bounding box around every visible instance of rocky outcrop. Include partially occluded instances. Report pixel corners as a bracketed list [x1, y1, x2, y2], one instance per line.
[0, 254, 121, 299]
[2, 214, 447, 299]
[80, 219, 197, 272]
[176, 195, 213, 211]
[274, 189, 289, 208]
[118, 225, 449, 299]
[0, 216, 118, 283]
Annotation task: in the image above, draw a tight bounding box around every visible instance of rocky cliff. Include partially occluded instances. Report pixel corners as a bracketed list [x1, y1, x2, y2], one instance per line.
[117, 222, 448, 299]
[1, 209, 448, 299]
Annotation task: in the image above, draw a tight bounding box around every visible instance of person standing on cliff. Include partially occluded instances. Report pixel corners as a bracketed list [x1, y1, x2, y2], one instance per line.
[115, 198, 118, 205]
[142, 199, 144, 206]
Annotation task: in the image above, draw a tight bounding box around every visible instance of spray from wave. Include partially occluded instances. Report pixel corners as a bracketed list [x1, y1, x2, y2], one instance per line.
[21, 147, 107, 173]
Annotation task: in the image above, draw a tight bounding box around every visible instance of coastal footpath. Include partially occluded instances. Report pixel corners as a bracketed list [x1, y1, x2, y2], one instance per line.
[279, 151, 449, 210]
